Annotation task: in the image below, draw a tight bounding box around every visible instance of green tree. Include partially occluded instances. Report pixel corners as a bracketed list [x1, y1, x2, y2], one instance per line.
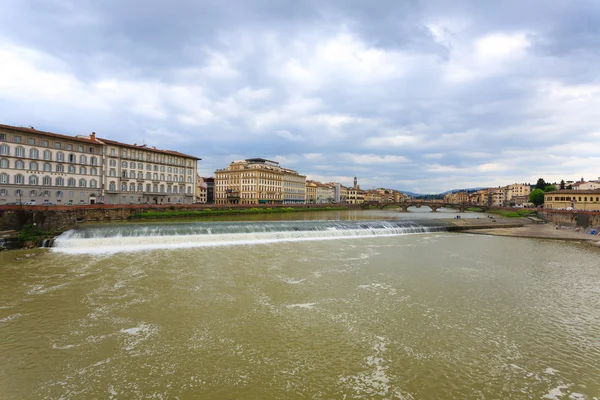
[529, 188, 545, 206]
[544, 185, 556, 192]
[535, 178, 547, 190]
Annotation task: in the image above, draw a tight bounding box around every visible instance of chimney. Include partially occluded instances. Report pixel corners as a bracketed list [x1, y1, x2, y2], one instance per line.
[90, 132, 96, 140]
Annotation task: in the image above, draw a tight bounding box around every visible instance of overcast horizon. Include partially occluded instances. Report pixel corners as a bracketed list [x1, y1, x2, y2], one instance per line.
[1, 0, 599, 193]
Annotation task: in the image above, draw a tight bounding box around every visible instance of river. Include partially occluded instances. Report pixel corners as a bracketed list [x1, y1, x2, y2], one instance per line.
[1, 209, 599, 399]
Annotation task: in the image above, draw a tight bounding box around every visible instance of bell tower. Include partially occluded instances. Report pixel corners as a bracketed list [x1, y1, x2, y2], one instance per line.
[353, 177, 358, 189]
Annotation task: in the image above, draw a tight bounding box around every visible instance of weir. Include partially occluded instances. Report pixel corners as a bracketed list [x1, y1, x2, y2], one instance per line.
[52, 220, 450, 254]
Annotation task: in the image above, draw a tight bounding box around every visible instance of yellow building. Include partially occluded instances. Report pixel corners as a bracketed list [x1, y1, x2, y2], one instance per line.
[305, 181, 317, 204]
[214, 158, 305, 205]
[544, 190, 600, 211]
[347, 188, 365, 204]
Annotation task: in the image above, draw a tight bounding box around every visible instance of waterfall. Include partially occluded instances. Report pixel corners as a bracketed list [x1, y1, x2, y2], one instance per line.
[52, 220, 449, 254]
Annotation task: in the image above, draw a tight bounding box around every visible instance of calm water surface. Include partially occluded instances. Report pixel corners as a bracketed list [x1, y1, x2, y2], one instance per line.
[1, 210, 599, 399]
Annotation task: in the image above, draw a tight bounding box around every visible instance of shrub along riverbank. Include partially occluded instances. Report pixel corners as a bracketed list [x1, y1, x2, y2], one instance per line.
[489, 209, 537, 218]
[129, 206, 350, 219]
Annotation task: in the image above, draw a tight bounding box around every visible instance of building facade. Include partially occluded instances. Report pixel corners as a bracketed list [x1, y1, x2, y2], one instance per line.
[544, 190, 600, 211]
[305, 181, 317, 204]
[214, 158, 305, 205]
[0, 124, 200, 205]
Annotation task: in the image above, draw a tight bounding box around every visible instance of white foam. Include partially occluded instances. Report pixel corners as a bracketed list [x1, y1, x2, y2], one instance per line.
[0, 313, 22, 326]
[283, 278, 306, 284]
[285, 303, 316, 309]
[543, 385, 572, 399]
[544, 367, 559, 375]
[52, 227, 444, 255]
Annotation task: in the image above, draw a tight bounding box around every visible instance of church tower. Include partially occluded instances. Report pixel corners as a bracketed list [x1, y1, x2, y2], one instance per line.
[353, 177, 358, 189]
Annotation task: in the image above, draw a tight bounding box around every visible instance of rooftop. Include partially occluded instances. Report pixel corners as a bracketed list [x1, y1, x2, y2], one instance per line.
[546, 189, 600, 194]
[98, 137, 201, 160]
[0, 123, 101, 145]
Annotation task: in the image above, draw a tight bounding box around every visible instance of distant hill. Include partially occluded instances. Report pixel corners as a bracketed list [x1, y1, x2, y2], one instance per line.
[400, 187, 487, 197]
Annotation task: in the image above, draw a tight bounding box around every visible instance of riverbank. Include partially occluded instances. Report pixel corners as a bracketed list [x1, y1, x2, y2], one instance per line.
[450, 217, 600, 246]
[129, 206, 350, 219]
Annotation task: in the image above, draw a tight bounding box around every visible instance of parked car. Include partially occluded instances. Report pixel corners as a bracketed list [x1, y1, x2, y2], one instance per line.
[566, 207, 574, 211]
[23, 200, 36, 205]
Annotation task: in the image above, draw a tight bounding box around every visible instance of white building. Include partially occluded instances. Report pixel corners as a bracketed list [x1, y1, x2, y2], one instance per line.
[0, 124, 200, 205]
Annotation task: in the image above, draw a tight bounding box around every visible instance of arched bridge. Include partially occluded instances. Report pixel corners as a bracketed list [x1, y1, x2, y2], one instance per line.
[361, 201, 489, 213]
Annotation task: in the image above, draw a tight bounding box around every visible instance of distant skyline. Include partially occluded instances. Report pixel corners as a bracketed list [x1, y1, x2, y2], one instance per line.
[1, 0, 599, 193]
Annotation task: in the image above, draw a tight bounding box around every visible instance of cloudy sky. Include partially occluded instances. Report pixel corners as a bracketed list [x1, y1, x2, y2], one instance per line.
[1, 0, 599, 193]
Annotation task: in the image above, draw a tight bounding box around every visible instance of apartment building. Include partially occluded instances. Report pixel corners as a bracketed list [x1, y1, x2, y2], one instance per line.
[196, 175, 207, 204]
[443, 191, 469, 204]
[305, 181, 317, 204]
[282, 168, 307, 204]
[544, 190, 600, 211]
[0, 124, 200, 205]
[346, 188, 365, 204]
[0, 125, 104, 205]
[215, 158, 305, 205]
[100, 138, 199, 205]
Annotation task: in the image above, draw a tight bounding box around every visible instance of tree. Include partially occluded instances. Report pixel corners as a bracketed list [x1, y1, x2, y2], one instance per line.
[560, 180, 565, 190]
[535, 178, 547, 190]
[529, 188, 545, 206]
[544, 185, 556, 192]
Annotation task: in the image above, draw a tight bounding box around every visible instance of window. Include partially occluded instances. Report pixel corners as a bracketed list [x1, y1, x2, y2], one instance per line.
[91, 167, 97, 175]
[41, 140, 49, 147]
[43, 176, 51, 186]
[173, 186, 178, 194]
[153, 173, 158, 180]
[57, 152, 65, 161]
[0, 173, 8, 184]
[121, 150, 127, 157]
[121, 183, 127, 191]
[153, 165, 158, 171]
[88, 147, 94, 154]
[0, 144, 9, 155]
[188, 177, 192, 183]
[137, 183, 143, 192]
[15, 146, 25, 157]
[109, 181, 116, 191]
[91, 156, 98, 165]
[29, 148, 39, 159]
[129, 183, 135, 191]
[137, 171, 143, 179]
[14, 136, 21, 143]
[15, 160, 24, 169]
[28, 138, 35, 145]
[111, 148, 116, 156]
[138, 163, 143, 169]
[121, 161, 127, 168]
[30, 189, 37, 197]
[29, 175, 38, 185]
[146, 172, 151, 179]
[56, 164, 64, 173]
[187, 186, 192, 194]
[122, 170, 128, 178]
[167, 185, 172, 193]
[68, 153, 76, 163]
[109, 159, 117, 167]
[160, 166, 165, 172]
[160, 174, 165, 181]
[78, 145, 83, 152]
[79, 179, 87, 187]
[56, 177, 64, 186]
[43, 150, 52, 160]
[80, 155, 87, 164]
[67, 144, 72, 150]
[15, 174, 24, 184]
[167, 174, 172, 182]
[0, 133, 5, 141]
[42, 190, 50, 197]
[109, 169, 116, 177]
[90, 179, 97, 188]
[68, 165, 76, 173]
[130, 162, 135, 168]
[15, 189, 23, 196]
[0, 158, 7, 168]
[29, 161, 38, 170]
[43, 163, 51, 172]
[56, 190, 63, 197]
[55, 142, 62, 149]
[129, 170, 135, 178]
[153, 184, 158, 192]
[146, 184, 151, 192]
[67, 178, 76, 187]
[80, 167, 87, 175]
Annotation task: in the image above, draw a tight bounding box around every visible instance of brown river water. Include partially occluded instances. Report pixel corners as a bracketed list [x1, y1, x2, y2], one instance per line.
[1, 209, 599, 399]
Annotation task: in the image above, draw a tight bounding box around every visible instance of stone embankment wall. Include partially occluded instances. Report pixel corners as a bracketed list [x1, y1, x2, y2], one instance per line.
[0, 204, 363, 233]
[540, 210, 600, 228]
